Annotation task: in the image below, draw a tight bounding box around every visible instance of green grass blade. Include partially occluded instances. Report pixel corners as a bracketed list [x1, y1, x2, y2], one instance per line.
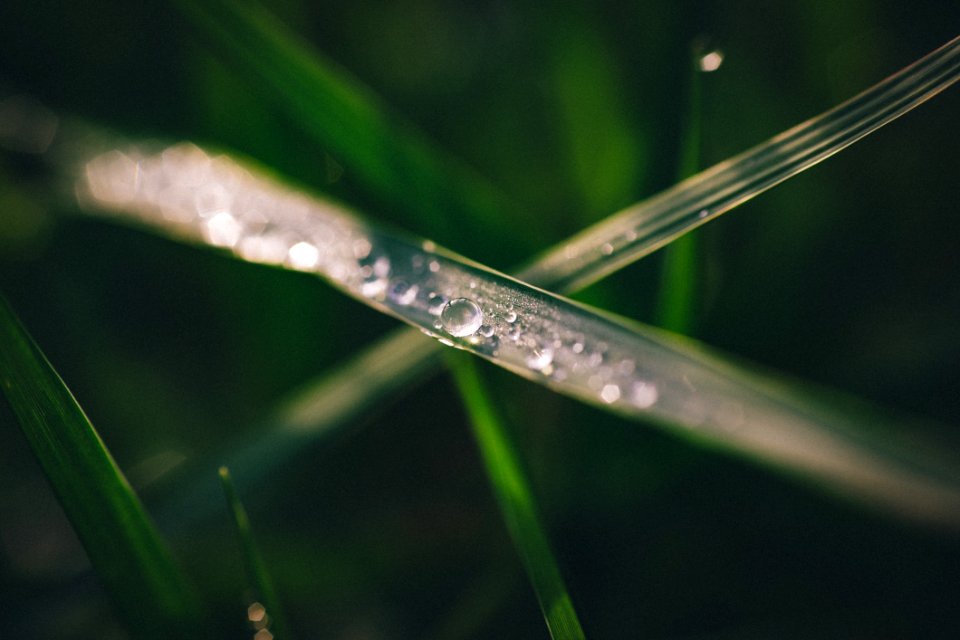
[656, 45, 705, 335]
[448, 355, 586, 640]
[170, 0, 528, 256]
[0, 295, 205, 638]
[219, 466, 291, 640]
[90, 137, 960, 529]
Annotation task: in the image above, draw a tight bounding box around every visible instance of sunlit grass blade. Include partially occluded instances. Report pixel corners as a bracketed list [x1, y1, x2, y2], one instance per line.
[449, 355, 586, 640]
[84, 37, 958, 498]
[170, 0, 528, 254]
[656, 43, 708, 335]
[521, 34, 960, 292]
[219, 466, 291, 640]
[0, 295, 205, 638]
[78, 134, 960, 527]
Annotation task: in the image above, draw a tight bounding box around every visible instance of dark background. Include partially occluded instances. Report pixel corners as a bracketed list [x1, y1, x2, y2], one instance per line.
[1, 1, 959, 637]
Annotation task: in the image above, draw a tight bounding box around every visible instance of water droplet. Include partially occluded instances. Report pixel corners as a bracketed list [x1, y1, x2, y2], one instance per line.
[203, 212, 242, 247]
[525, 343, 554, 371]
[288, 241, 319, 269]
[427, 293, 448, 315]
[504, 310, 517, 323]
[440, 298, 483, 337]
[361, 277, 387, 298]
[572, 341, 585, 354]
[479, 324, 494, 337]
[428, 260, 440, 273]
[698, 209, 709, 219]
[352, 237, 372, 259]
[388, 280, 418, 305]
[372, 256, 390, 277]
[600, 384, 621, 404]
[632, 381, 658, 408]
[600, 242, 614, 255]
[698, 50, 724, 73]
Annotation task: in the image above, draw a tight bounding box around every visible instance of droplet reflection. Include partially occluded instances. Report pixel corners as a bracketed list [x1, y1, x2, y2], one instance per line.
[440, 298, 483, 337]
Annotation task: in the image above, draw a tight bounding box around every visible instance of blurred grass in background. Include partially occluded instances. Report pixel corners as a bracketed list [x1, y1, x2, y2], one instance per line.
[1, 0, 959, 637]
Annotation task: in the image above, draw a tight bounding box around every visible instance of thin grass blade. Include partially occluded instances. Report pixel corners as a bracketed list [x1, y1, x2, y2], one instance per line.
[219, 466, 291, 640]
[78, 139, 960, 527]
[656, 43, 708, 334]
[0, 295, 205, 638]
[81, 37, 959, 498]
[449, 355, 586, 640]
[522, 35, 960, 292]
[169, 0, 528, 254]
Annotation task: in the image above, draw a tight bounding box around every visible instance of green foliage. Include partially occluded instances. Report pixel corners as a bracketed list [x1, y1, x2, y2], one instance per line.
[0, 296, 204, 639]
[1, 1, 959, 638]
[449, 355, 585, 640]
[219, 466, 291, 640]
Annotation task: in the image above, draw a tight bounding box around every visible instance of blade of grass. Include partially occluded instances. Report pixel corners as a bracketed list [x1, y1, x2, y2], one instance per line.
[169, 0, 530, 257]
[83, 138, 960, 528]
[219, 466, 291, 640]
[656, 43, 707, 335]
[0, 294, 205, 638]
[520, 35, 960, 292]
[448, 354, 586, 640]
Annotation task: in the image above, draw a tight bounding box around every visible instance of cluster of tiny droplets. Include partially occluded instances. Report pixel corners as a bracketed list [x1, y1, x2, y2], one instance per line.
[82, 143, 660, 414]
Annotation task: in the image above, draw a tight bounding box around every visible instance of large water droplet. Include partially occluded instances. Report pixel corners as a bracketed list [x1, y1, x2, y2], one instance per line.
[440, 298, 483, 337]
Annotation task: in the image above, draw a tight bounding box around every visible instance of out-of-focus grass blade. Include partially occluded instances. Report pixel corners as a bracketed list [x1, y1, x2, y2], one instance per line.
[657, 45, 707, 335]
[171, 0, 529, 257]
[448, 354, 586, 640]
[0, 295, 205, 638]
[219, 466, 291, 640]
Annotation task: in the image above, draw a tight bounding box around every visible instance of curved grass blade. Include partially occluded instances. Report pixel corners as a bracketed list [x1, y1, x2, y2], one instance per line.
[522, 34, 960, 292]
[448, 354, 586, 640]
[219, 466, 291, 640]
[0, 295, 205, 638]
[79, 141, 960, 527]
[170, 0, 529, 255]
[144, 35, 960, 500]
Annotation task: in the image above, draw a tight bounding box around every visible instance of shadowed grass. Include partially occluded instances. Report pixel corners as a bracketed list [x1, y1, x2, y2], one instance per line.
[219, 466, 291, 640]
[171, 0, 529, 259]
[656, 44, 705, 335]
[449, 354, 586, 640]
[0, 294, 205, 639]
